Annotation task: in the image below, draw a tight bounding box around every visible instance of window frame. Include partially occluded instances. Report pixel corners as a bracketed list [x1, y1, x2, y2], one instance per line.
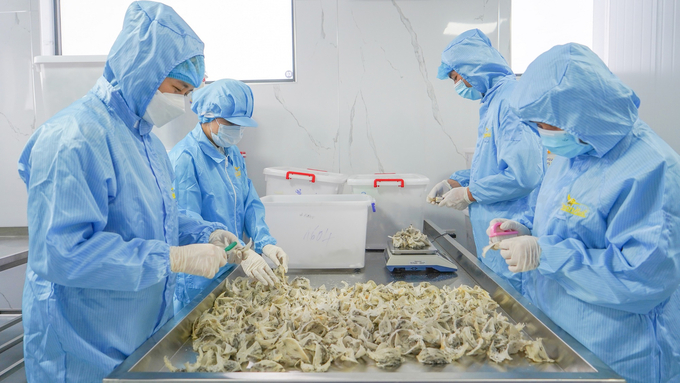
[51, 0, 297, 83]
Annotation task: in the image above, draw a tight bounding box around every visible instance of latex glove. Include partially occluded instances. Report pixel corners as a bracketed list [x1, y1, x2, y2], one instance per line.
[209, 230, 242, 263]
[169, 244, 227, 278]
[262, 244, 289, 272]
[486, 218, 531, 237]
[426, 180, 453, 204]
[499, 236, 541, 273]
[209, 229, 239, 247]
[439, 187, 472, 210]
[241, 249, 280, 286]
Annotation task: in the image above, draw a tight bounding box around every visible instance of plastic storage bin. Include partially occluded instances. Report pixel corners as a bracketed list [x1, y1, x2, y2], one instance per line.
[263, 167, 347, 195]
[261, 194, 373, 269]
[347, 173, 429, 249]
[34, 55, 106, 125]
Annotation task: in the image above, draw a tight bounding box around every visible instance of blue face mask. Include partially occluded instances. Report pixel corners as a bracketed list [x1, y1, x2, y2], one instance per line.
[538, 128, 593, 158]
[455, 79, 483, 100]
[211, 124, 244, 148]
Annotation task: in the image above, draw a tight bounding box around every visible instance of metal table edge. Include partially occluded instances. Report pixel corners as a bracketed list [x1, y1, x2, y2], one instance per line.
[106, 220, 625, 382]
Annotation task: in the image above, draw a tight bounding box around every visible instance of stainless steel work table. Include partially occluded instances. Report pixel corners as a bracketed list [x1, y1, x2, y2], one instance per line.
[0, 227, 28, 382]
[0, 228, 28, 273]
[106, 220, 624, 382]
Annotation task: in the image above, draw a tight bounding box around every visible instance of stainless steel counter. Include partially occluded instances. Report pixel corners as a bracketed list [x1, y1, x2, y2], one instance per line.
[0, 227, 28, 273]
[105, 220, 623, 382]
[0, 228, 27, 382]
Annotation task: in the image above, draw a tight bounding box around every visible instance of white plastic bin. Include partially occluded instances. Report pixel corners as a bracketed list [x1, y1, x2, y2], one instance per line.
[347, 173, 430, 249]
[261, 194, 373, 269]
[263, 167, 347, 195]
[34, 55, 106, 126]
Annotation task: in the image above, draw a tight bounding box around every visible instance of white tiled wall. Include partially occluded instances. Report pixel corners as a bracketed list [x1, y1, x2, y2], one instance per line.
[0, 0, 39, 228]
[241, 0, 509, 242]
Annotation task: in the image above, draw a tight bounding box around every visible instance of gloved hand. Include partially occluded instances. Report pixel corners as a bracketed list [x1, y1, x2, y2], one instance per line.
[486, 218, 531, 237]
[426, 180, 453, 204]
[262, 244, 289, 272]
[209, 229, 242, 263]
[439, 187, 472, 210]
[169, 244, 227, 278]
[499, 236, 541, 273]
[241, 249, 280, 286]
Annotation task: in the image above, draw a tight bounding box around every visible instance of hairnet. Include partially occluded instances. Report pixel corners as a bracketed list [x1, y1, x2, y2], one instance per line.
[191, 79, 258, 127]
[167, 55, 205, 88]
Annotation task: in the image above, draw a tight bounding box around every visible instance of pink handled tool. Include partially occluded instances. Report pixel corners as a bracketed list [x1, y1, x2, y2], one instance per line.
[488, 222, 518, 243]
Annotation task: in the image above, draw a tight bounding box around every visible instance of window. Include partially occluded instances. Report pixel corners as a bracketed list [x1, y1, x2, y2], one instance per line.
[511, 0, 593, 74]
[58, 0, 295, 82]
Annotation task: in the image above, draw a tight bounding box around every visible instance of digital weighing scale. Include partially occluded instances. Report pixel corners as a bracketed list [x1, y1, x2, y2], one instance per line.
[385, 240, 458, 272]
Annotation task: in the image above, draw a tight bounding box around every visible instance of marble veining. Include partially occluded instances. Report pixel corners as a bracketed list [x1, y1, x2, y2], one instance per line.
[391, 0, 464, 159]
[273, 85, 331, 152]
[359, 90, 385, 173]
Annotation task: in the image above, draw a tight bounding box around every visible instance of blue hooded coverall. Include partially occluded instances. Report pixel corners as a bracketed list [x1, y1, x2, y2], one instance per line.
[510, 43, 680, 383]
[17, 2, 226, 382]
[169, 79, 276, 312]
[438, 29, 545, 291]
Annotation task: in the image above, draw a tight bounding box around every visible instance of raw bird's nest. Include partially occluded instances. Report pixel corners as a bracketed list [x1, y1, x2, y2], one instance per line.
[164, 268, 554, 373]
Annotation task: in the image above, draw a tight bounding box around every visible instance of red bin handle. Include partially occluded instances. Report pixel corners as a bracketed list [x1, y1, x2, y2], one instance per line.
[374, 178, 404, 188]
[286, 171, 316, 183]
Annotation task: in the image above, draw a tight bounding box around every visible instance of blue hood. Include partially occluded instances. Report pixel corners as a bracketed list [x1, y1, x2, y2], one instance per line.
[509, 43, 641, 158]
[437, 29, 514, 96]
[103, 1, 204, 120]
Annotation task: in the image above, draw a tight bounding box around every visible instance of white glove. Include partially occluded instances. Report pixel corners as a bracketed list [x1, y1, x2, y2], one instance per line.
[241, 249, 280, 286]
[262, 244, 289, 272]
[426, 180, 453, 204]
[209, 230, 242, 263]
[486, 218, 531, 237]
[169, 244, 227, 278]
[209, 229, 240, 247]
[499, 236, 541, 273]
[439, 187, 472, 210]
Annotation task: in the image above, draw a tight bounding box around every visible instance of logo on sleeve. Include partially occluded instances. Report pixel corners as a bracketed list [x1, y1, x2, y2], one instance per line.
[561, 194, 589, 218]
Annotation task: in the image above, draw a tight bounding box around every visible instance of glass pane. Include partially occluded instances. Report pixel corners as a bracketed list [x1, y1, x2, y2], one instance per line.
[60, 0, 294, 81]
[511, 0, 593, 73]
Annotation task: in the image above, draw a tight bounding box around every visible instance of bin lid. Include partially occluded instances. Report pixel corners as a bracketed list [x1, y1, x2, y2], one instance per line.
[346, 173, 430, 187]
[263, 167, 347, 184]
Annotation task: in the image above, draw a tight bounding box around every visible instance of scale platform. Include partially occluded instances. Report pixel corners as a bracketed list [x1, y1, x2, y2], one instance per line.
[385, 240, 458, 272]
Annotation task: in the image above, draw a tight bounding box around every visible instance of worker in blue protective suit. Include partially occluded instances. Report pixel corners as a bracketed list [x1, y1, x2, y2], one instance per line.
[427, 29, 545, 292]
[16, 2, 241, 382]
[170, 78, 286, 312]
[493, 43, 680, 383]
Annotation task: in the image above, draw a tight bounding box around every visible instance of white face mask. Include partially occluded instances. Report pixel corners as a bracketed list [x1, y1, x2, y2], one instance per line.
[142, 90, 186, 127]
[211, 124, 244, 148]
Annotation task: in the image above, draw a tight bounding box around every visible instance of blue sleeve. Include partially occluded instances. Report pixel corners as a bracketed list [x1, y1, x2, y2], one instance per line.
[171, 152, 227, 245]
[469, 106, 544, 204]
[177, 212, 226, 246]
[20, 137, 171, 291]
[450, 169, 470, 187]
[239, 157, 276, 253]
[537, 163, 680, 314]
[172, 152, 203, 219]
